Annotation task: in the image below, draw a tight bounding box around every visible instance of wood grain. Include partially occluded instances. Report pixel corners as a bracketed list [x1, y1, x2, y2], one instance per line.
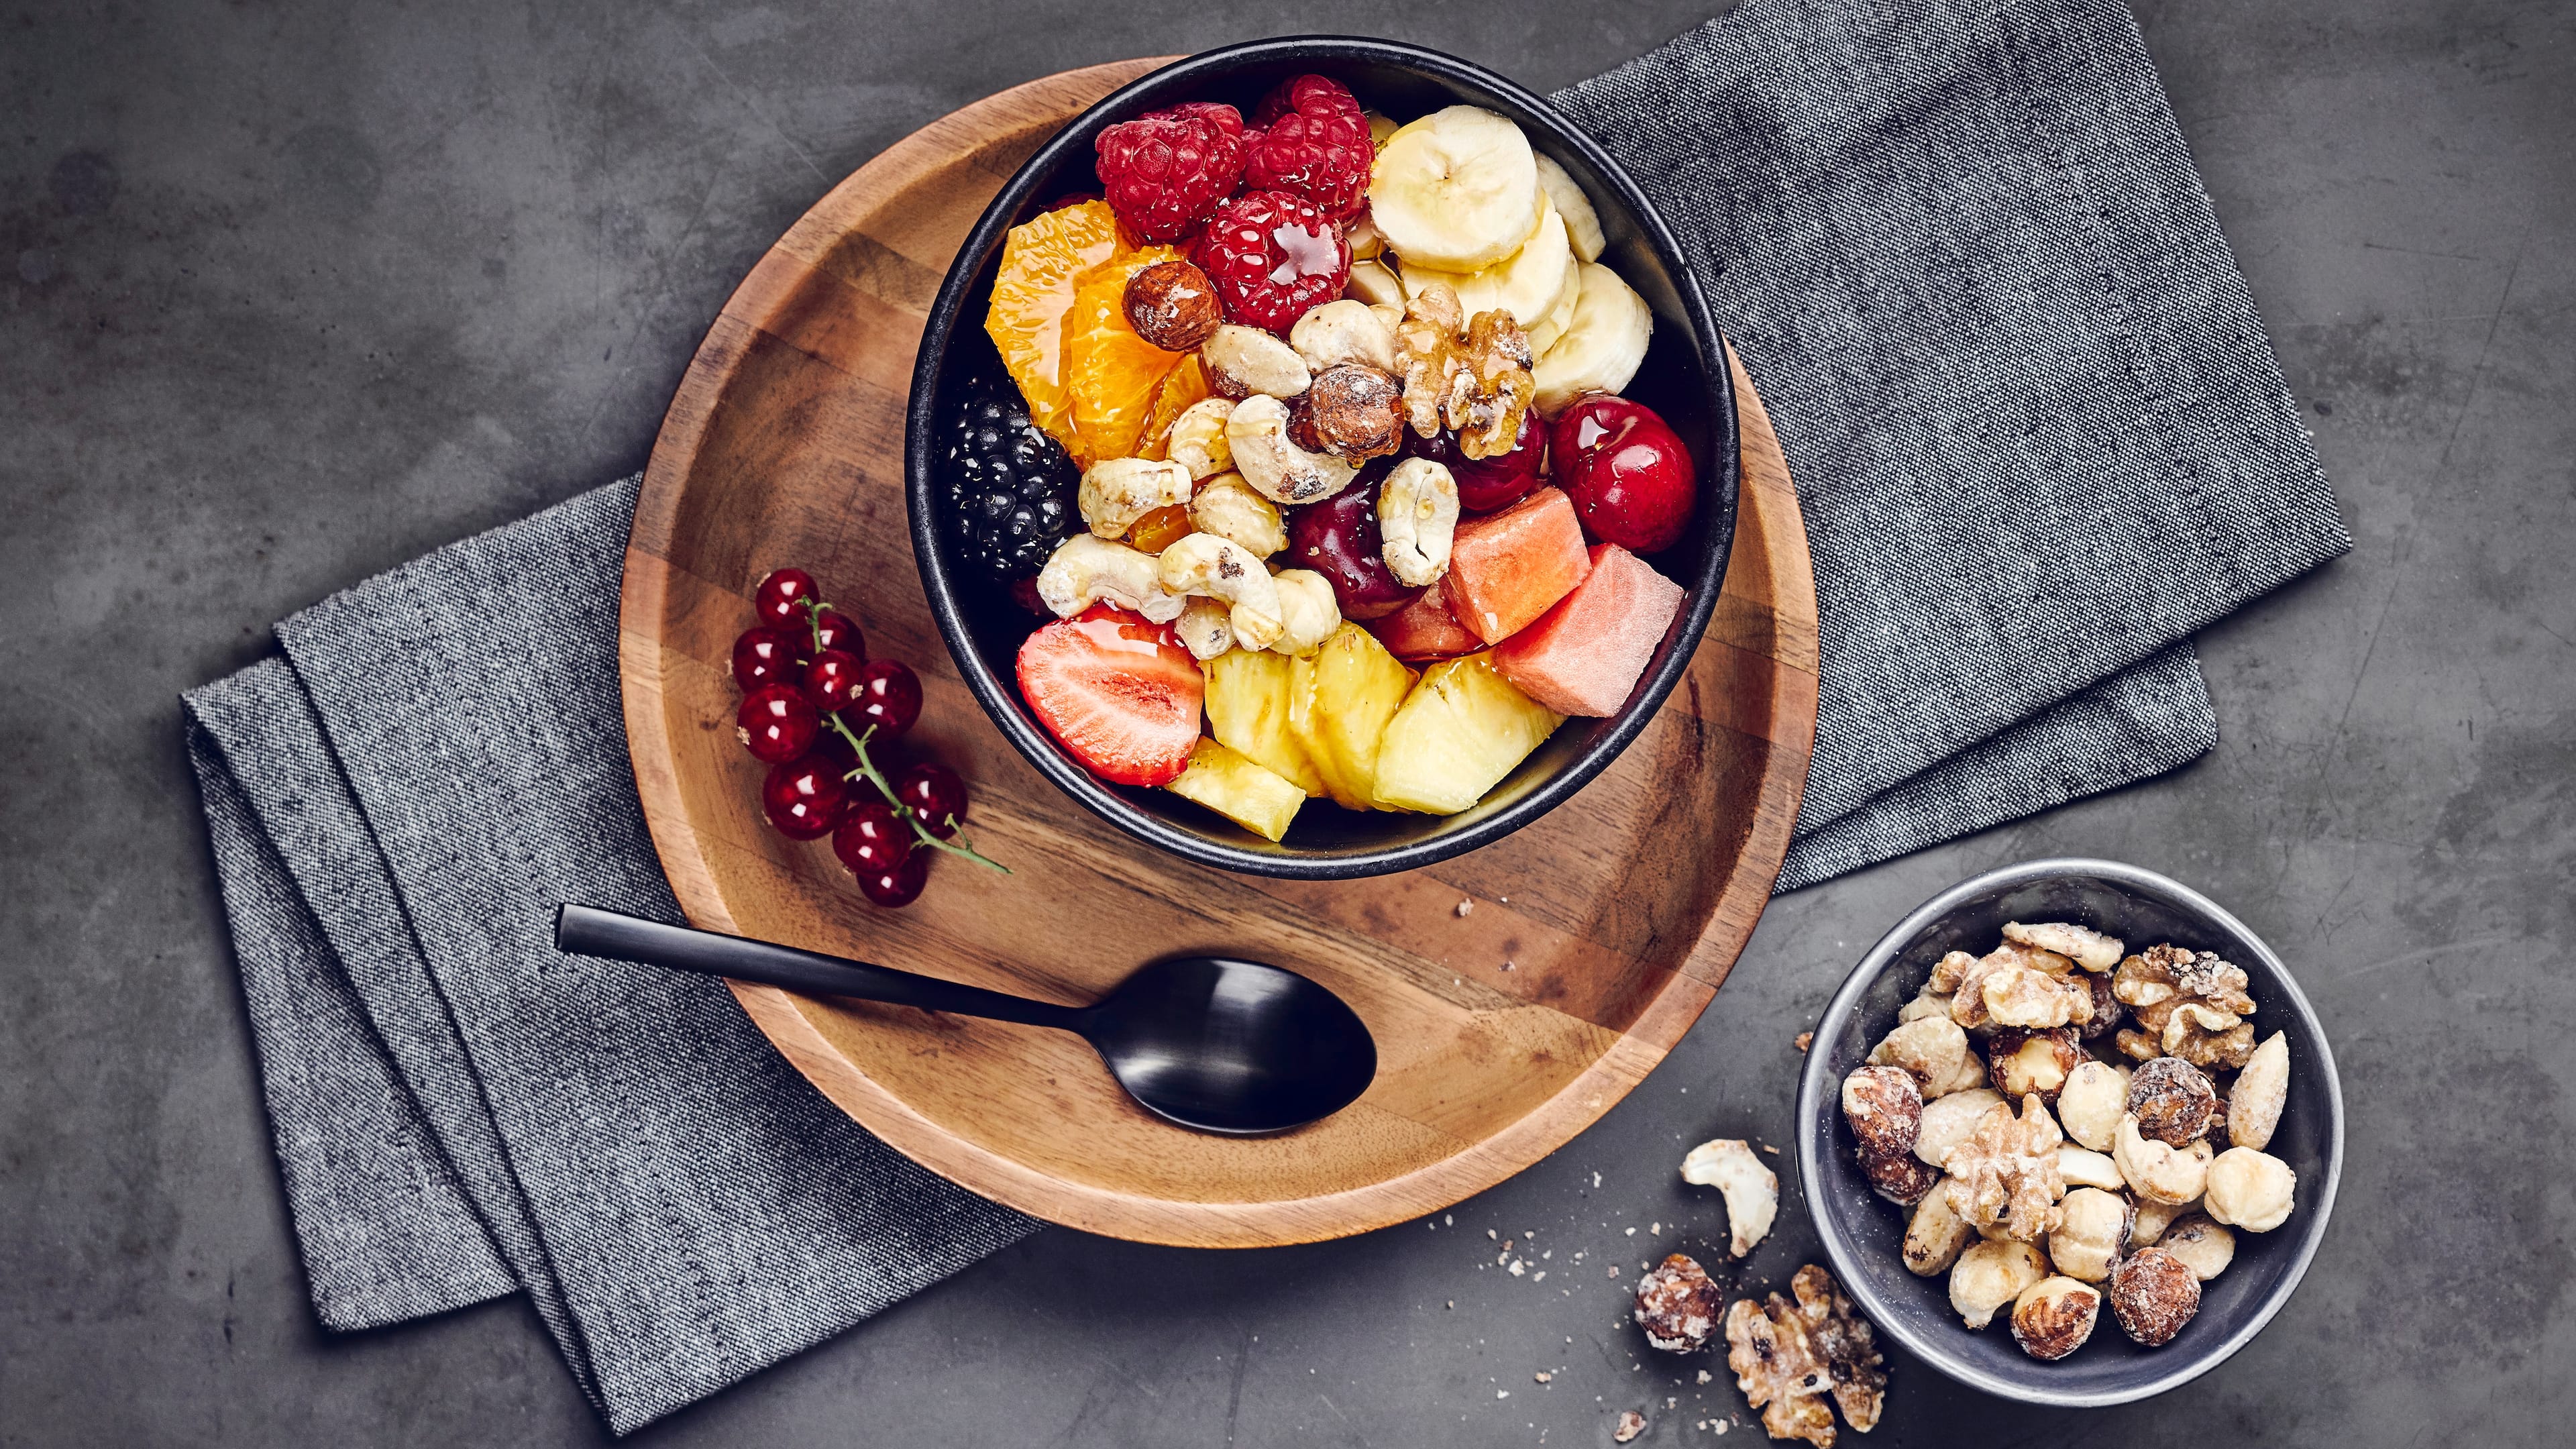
[620, 60, 1819, 1247]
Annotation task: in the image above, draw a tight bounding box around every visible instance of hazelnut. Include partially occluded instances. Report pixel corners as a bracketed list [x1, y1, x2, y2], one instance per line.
[2127, 1056, 2217, 1146]
[2159, 1213, 2237, 1279]
[2114, 1112, 2214, 1204]
[1122, 259, 1222, 352]
[2055, 1059, 2130, 1150]
[2049, 1187, 2133, 1282]
[1986, 1026, 2084, 1101]
[1862, 1146, 1942, 1207]
[1294, 363, 1405, 461]
[1633, 1252, 1723, 1352]
[1949, 1238, 2048, 1330]
[2229, 1030, 2290, 1150]
[1902, 1177, 1976, 1276]
[2129, 1195, 2194, 1248]
[2056, 1144, 2125, 1192]
[1913, 1087, 2004, 1170]
[1841, 1065, 1923, 1159]
[2204, 1146, 2298, 1232]
[2075, 971, 2124, 1040]
[2010, 1276, 2102, 1360]
[1868, 1016, 1970, 1098]
[2107, 1247, 2202, 1346]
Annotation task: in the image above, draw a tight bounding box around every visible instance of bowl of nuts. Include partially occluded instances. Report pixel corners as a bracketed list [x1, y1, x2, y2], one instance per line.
[1794, 858, 2344, 1407]
[904, 36, 1738, 878]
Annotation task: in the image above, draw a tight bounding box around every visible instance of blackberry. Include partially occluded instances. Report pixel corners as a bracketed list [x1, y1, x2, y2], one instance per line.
[941, 384, 1079, 582]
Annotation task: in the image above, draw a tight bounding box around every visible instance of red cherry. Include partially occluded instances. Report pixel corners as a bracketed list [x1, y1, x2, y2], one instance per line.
[753, 568, 819, 629]
[810, 608, 864, 659]
[855, 849, 930, 908]
[730, 627, 806, 692]
[852, 659, 923, 739]
[896, 763, 969, 839]
[802, 649, 867, 712]
[1285, 466, 1424, 621]
[1407, 410, 1547, 513]
[735, 684, 819, 764]
[761, 753, 847, 840]
[832, 800, 914, 875]
[1548, 396, 1697, 553]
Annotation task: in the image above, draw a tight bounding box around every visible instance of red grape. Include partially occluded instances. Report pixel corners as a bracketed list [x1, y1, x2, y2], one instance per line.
[810, 608, 864, 659]
[896, 763, 968, 839]
[802, 649, 867, 712]
[730, 627, 806, 692]
[735, 684, 819, 763]
[761, 753, 847, 840]
[753, 568, 819, 629]
[855, 849, 931, 907]
[851, 659, 923, 739]
[831, 800, 914, 875]
[1285, 468, 1424, 621]
[1548, 396, 1697, 553]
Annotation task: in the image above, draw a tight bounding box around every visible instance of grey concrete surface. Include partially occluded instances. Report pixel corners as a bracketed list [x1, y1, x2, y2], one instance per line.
[3, 0, 2569, 1444]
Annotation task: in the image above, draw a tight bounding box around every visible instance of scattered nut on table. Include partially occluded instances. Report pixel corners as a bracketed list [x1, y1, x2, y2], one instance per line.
[1721, 1264, 1884, 1447]
[1635, 1252, 1724, 1352]
[1682, 1138, 1778, 1256]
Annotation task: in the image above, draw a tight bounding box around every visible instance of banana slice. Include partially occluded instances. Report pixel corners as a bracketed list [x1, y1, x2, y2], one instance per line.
[1526, 251, 1584, 356]
[1369, 105, 1540, 273]
[1533, 262, 1653, 417]
[1397, 195, 1571, 329]
[1533, 153, 1606, 263]
[1342, 257, 1405, 309]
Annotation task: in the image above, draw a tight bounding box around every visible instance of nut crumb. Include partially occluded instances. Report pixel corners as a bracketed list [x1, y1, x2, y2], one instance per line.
[1456, 898, 1474, 917]
[1698, 1369, 1714, 1385]
[1794, 1031, 1814, 1053]
[1536, 1371, 1552, 1383]
[1615, 1410, 1648, 1442]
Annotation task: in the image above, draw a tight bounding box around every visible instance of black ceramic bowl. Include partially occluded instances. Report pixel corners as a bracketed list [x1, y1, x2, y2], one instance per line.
[1795, 859, 2344, 1406]
[906, 36, 1738, 879]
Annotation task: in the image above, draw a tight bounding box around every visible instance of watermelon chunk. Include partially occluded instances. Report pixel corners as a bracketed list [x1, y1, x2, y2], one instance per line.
[1366, 574, 1482, 662]
[1446, 486, 1592, 645]
[1489, 543, 1684, 716]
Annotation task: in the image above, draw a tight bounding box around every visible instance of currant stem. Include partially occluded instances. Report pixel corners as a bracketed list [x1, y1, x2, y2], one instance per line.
[800, 594, 830, 656]
[823, 712, 1013, 875]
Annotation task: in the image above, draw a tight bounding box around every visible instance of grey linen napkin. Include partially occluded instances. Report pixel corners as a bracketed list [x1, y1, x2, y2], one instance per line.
[183, 0, 2347, 1432]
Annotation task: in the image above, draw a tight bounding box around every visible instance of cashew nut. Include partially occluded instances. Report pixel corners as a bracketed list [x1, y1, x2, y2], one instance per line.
[2114, 1112, 2214, 1205]
[1343, 257, 1405, 309]
[1174, 594, 1234, 660]
[1680, 1138, 1776, 1257]
[1164, 396, 1236, 480]
[1186, 473, 1287, 557]
[1289, 299, 1397, 372]
[1227, 394, 1359, 504]
[1158, 532, 1285, 651]
[1077, 457, 1193, 539]
[1035, 535, 1186, 623]
[1199, 324, 1311, 400]
[1378, 457, 1459, 586]
[1268, 568, 1341, 656]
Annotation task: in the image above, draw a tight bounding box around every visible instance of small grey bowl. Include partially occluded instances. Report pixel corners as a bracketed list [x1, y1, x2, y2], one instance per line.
[1794, 858, 2344, 1407]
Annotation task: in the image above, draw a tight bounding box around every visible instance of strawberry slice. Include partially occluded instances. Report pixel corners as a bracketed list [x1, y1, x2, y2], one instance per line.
[1015, 604, 1204, 787]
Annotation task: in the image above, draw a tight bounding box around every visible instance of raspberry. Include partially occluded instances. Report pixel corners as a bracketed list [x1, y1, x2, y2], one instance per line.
[1092, 103, 1246, 243]
[1242, 74, 1373, 220]
[1190, 190, 1351, 335]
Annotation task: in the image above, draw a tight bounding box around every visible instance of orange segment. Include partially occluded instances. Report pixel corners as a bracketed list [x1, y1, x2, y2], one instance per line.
[1062, 246, 1187, 465]
[985, 200, 1124, 452]
[1136, 355, 1214, 464]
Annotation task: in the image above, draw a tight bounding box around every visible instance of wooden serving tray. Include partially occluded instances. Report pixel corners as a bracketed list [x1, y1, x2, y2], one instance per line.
[621, 59, 1818, 1247]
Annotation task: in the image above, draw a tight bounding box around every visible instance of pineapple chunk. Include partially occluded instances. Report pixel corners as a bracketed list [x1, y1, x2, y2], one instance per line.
[1165, 739, 1305, 841]
[1202, 648, 1327, 796]
[1371, 651, 1564, 815]
[1289, 623, 1417, 812]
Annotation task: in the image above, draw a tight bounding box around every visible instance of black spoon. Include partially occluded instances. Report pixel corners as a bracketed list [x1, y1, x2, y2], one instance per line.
[553, 904, 1376, 1136]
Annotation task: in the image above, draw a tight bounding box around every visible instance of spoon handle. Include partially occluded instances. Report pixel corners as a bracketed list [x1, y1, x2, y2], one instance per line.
[553, 904, 1084, 1032]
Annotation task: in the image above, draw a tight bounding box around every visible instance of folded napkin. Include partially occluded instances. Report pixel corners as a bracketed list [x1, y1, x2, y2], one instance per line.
[185, 0, 2346, 1432]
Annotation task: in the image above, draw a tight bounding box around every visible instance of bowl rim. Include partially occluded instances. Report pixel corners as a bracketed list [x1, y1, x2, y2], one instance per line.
[1793, 857, 2347, 1407]
[903, 34, 1739, 880]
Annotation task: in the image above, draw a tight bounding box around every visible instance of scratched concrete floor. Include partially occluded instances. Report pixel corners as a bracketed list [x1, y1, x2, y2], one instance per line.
[4, 0, 2569, 1444]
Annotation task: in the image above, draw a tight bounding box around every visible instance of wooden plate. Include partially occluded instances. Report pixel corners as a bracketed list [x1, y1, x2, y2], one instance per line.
[620, 59, 1819, 1247]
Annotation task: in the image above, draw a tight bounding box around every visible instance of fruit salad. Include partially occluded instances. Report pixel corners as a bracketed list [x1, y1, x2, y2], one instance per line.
[947, 74, 1699, 843]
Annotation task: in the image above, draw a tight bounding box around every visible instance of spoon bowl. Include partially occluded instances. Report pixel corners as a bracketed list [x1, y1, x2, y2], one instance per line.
[553, 905, 1375, 1136]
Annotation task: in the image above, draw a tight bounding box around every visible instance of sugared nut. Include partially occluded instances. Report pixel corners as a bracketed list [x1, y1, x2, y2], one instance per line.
[1897, 987, 1954, 1024]
[1841, 1065, 1923, 1160]
[2010, 1277, 2102, 1360]
[1186, 474, 1287, 557]
[1902, 1178, 1976, 1275]
[2127, 1056, 2218, 1146]
[2049, 1187, 2133, 1282]
[2107, 1247, 2202, 1346]
[1295, 363, 1406, 461]
[2229, 1031, 2290, 1150]
[1722, 1295, 1835, 1447]
[1949, 1238, 2048, 1330]
[1123, 258, 1222, 352]
[1287, 299, 1397, 373]
[1227, 393, 1358, 504]
[1868, 1015, 1972, 1098]
[2055, 1060, 2130, 1150]
[2004, 920, 2125, 973]
[2114, 1113, 2214, 1205]
[1931, 1046, 1992, 1097]
[2076, 971, 2125, 1041]
[2129, 1195, 2194, 1248]
[2114, 945, 2257, 1061]
[1077, 456, 1195, 539]
[1986, 1026, 2084, 1101]
[1681, 1138, 1777, 1256]
[1201, 323, 1312, 400]
[1927, 950, 1980, 994]
[1633, 1252, 1723, 1352]
[1788, 1265, 1886, 1432]
[1987, 939, 2079, 981]
[2057, 1145, 2125, 1192]
[1862, 1148, 1942, 1207]
[1983, 964, 2076, 1028]
[1613, 1409, 1647, 1443]
[1945, 1095, 2065, 1241]
[1913, 1087, 2005, 1170]
[1947, 953, 2006, 1032]
[2204, 1146, 2297, 1232]
[2159, 1213, 2237, 1279]
[1163, 397, 1236, 481]
[2165, 1000, 2257, 1069]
